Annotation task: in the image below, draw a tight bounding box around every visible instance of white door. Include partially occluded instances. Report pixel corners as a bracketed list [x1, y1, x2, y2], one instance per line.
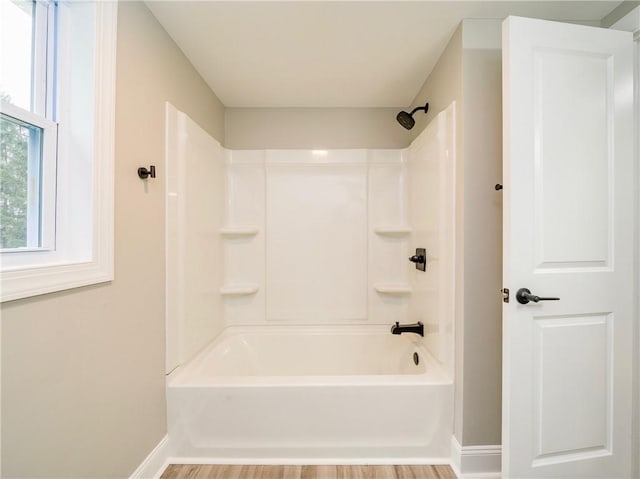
[502, 16, 635, 479]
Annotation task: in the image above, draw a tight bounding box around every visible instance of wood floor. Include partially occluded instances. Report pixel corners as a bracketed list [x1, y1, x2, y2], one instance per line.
[160, 464, 457, 479]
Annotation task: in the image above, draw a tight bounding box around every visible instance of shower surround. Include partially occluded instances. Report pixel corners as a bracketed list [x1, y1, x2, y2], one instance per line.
[165, 102, 456, 462]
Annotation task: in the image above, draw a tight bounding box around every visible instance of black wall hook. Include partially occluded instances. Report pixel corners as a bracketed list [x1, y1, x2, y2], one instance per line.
[138, 165, 156, 179]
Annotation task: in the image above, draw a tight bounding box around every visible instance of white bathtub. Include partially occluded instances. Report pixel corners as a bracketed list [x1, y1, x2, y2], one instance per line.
[167, 326, 453, 462]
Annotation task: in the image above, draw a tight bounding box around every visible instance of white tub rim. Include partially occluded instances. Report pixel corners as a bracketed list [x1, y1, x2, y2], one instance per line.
[168, 324, 452, 387]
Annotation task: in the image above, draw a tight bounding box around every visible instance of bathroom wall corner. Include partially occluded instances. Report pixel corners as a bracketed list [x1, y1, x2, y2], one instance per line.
[128, 435, 171, 479]
[450, 435, 502, 478]
[409, 19, 504, 448]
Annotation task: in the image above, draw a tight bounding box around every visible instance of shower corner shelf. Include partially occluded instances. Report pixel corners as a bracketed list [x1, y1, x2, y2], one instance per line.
[373, 226, 412, 237]
[220, 226, 259, 238]
[220, 284, 259, 296]
[374, 284, 413, 295]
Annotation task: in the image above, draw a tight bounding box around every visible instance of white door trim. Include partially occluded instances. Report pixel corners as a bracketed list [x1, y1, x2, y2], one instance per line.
[610, 7, 640, 479]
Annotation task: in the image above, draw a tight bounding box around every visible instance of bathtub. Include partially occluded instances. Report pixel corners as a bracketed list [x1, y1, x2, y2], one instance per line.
[166, 325, 453, 462]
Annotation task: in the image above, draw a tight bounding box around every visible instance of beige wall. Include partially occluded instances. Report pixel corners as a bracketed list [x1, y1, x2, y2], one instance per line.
[408, 20, 503, 447]
[225, 108, 411, 149]
[408, 28, 463, 145]
[460, 25, 503, 446]
[0, 3, 225, 478]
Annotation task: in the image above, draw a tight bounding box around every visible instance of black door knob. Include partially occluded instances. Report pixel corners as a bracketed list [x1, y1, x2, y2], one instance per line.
[409, 255, 425, 264]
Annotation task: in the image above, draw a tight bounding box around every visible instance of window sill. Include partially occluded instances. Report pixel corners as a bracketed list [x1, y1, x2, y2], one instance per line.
[1, 259, 113, 302]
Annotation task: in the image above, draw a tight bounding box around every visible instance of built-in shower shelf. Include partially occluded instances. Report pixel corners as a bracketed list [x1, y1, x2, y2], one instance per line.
[374, 284, 412, 295]
[373, 226, 412, 237]
[220, 284, 259, 296]
[220, 226, 259, 238]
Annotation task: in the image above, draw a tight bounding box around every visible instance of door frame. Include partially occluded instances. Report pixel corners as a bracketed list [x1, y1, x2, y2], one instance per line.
[607, 6, 639, 479]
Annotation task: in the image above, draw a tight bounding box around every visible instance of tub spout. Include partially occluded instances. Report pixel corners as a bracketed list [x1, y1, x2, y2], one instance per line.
[390, 321, 424, 337]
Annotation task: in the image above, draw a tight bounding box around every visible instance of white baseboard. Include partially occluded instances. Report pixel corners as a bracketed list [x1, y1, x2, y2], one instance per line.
[129, 435, 172, 479]
[129, 434, 499, 478]
[450, 436, 501, 479]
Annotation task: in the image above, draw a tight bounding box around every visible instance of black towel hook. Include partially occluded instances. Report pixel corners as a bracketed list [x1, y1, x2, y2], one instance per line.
[138, 165, 156, 179]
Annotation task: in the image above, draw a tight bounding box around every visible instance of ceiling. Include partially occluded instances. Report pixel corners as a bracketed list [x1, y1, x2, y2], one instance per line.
[146, 1, 624, 108]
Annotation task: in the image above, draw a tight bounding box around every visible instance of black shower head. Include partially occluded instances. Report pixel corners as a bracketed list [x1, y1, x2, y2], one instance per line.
[396, 110, 415, 130]
[396, 102, 429, 130]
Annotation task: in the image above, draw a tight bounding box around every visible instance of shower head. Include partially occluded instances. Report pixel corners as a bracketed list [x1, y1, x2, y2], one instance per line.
[396, 102, 429, 130]
[396, 110, 415, 130]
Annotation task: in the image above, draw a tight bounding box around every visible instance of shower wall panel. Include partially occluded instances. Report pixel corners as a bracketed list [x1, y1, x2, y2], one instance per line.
[223, 149, 409, 325]
[407, 102, 456, 377]
[166, 103, 225, 372]
[367, 150, 410, 325]
[222, 150, 266, 325]
[265, 151, 368, 322]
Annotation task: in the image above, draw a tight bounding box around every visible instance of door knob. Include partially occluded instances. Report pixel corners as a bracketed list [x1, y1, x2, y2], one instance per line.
[408, 248, 427, 272]
[409, 254, 425, 264]
[516, 288, 560, 305]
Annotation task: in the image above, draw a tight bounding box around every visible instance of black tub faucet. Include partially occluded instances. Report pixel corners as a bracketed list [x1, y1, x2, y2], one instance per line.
[390, 321, 424, 337]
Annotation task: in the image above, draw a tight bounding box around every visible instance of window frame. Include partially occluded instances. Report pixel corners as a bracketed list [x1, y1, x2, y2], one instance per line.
[32, 0, 56, 117]
[0, 1, 116, 302]
[0, 102, 57, 253]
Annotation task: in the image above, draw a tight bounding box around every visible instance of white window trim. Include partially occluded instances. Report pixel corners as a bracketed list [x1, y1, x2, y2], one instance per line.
[0, 1, 116, 302]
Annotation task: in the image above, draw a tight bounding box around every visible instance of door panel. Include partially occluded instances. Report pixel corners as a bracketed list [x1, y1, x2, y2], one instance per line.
[503, 16, 634, 479]
[533, 314, 610, 462]
[534, 49, 612, 269]
[533, 49, 613, 268]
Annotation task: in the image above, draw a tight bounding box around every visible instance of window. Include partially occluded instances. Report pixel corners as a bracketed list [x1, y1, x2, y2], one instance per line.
[1, 0, 56, 252]
[0, 0, 117, 301]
